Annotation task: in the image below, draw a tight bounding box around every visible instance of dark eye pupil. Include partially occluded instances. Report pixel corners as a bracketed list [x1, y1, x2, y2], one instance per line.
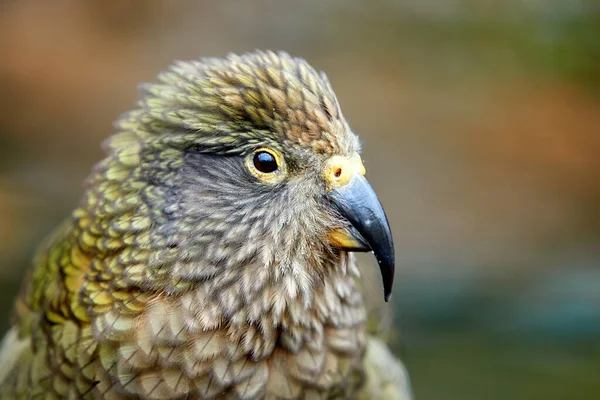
[253, 151, 278, 173]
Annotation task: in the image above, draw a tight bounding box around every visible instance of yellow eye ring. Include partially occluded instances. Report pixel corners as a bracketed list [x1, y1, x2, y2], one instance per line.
[246, 148, 286, 182]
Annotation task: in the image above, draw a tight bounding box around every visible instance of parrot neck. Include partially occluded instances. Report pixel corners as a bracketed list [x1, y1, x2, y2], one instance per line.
[187, 249, 366, 337]
[139, 250, 368, 361]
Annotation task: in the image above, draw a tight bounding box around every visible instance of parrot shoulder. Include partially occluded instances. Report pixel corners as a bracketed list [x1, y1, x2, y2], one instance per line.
[0, 327, 30, 384]
[356, 335, 413, 400]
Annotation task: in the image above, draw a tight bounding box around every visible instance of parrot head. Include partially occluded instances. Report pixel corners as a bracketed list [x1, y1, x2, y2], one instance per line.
[98, 51, 395, 311]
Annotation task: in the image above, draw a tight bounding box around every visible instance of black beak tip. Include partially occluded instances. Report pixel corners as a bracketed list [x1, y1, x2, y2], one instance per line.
[378, 256, 395, 302]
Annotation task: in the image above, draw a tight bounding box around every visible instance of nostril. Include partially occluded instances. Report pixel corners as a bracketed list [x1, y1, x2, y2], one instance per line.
[334, 168, 342, 178]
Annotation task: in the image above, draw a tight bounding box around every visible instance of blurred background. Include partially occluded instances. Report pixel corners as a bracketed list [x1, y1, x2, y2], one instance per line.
[1, 0, 599, 398]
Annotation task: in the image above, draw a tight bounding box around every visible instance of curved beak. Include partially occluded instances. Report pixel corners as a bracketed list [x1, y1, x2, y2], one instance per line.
[328, 173, 395, 302]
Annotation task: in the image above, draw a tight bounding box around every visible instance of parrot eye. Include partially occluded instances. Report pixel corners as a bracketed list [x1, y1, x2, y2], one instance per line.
[246, 148, 286, 183]
[253, 151, 278, 173]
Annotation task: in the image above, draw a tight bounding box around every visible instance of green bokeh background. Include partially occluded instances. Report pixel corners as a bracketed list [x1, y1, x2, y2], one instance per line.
[1, 1, 599, 398]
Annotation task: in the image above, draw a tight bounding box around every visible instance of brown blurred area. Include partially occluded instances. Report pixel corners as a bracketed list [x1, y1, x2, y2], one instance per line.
[1, 1, 599, 399]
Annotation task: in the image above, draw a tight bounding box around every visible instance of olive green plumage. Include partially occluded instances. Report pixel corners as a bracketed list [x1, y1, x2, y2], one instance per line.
[0, 51, 411, 399]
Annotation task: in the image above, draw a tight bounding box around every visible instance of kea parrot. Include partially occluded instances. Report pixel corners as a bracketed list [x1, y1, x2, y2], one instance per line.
[0, 51, 411, 399]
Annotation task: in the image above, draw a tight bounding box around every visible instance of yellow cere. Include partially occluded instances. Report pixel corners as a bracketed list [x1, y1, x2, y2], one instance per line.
[323, 152, 366, 191]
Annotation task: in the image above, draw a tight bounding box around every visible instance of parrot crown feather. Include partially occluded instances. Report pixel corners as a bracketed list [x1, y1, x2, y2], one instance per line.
[109, 50, 357, 157]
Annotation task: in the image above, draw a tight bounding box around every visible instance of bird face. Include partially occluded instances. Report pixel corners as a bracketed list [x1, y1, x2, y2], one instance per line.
[107, 51, 394, 303]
